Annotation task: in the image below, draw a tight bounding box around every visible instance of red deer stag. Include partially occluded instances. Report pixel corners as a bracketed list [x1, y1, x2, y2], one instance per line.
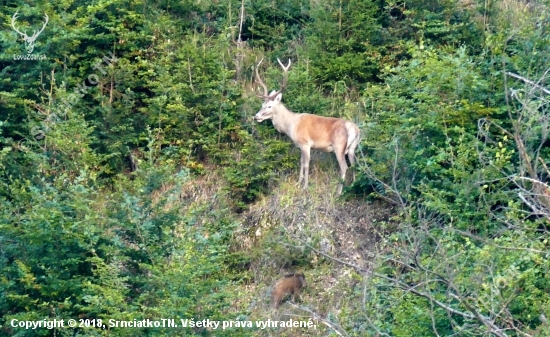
[254, 58, 360, 194]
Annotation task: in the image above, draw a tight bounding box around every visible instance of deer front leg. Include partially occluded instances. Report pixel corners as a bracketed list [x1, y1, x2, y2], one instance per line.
[299, 147, 311, 189]
[298, 154, 304, 185]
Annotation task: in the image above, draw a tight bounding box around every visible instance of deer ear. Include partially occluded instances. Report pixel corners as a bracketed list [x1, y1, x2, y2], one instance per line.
[274, 93, 283, 102]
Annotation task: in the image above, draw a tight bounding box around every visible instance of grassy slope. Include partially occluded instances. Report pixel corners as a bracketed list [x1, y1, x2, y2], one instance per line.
[184, 152, 393, 336]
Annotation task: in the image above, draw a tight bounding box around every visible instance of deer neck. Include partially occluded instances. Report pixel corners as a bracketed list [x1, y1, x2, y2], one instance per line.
[272, 104, 299, 136]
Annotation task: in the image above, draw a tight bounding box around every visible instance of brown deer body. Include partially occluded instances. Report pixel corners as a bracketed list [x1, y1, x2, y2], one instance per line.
[271, 273, 306, 309]
[254, 59, 360, 194]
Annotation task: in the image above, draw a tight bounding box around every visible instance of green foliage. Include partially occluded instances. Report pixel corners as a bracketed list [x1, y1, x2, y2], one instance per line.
[244, 0, 310, 52]
[355, 11, 550, 334]
[304, 0, 381, 87]
[2, 0, 550, 336]
[358, 44, 493, 206]
[0, 130, 245, 336]
[224, 129, 297, 211]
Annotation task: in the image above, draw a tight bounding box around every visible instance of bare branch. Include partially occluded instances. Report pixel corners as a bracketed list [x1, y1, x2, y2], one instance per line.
[505, 72, 550, 95]
[450, 228, 549, 254]
[285, 224, 512, 336]
[287, 303, 349, 337]
[237, 0, 245, 44]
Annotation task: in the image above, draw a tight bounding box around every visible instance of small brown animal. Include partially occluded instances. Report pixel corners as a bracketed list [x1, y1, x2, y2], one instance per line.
[271, 273, 306, 309]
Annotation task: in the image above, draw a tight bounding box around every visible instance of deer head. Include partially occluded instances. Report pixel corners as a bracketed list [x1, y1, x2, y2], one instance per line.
[11, 11, 49, 54]
[254, 58, 291, 122]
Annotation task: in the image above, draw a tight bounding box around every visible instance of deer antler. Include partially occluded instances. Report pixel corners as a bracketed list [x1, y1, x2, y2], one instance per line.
[269, 58, 291, 98]
[254, 58, 292, 100]
[255, 58, 270, 99]
[276, 58, 291, 91]
[11, 11, 28, 39]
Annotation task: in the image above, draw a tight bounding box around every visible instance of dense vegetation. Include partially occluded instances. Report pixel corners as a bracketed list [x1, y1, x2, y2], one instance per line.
[1, 0, 549, 336]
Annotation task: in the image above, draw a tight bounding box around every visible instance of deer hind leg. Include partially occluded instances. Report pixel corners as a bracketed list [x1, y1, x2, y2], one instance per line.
[299, 146, 311, 189]
[347, 140, 359, 182]
[333, 126, 349, 194]
[345, 123, 360, 182]
[335, 150, 348, 194]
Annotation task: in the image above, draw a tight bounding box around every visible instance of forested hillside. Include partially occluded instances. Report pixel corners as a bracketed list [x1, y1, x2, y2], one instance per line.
[1, 0, 549, 336]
